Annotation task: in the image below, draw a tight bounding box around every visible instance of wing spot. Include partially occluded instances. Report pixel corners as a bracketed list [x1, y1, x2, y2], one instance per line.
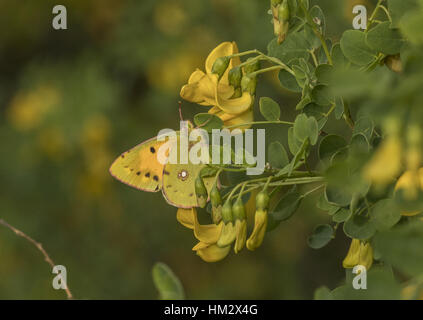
[136, 171, 141, 176]
[163, 170, 170, 175]
[178, 170, 189, 181]
[153, 175, 159, 182]
[145, 172, 150, 178]
[150, 147, 156, 153]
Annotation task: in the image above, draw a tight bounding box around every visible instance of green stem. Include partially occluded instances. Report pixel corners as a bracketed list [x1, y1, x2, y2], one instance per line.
[224, 120, 294, 130]
[366, 0, 384, 32]
[247, 65, 283, 78]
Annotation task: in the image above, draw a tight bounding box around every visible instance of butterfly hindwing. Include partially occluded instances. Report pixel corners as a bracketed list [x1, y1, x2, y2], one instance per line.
[162, 162, 215, 208]
[109, 137, 166, 192]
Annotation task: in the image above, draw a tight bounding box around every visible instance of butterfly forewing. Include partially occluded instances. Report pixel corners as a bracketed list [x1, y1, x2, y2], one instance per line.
[109, 137, 166, 192]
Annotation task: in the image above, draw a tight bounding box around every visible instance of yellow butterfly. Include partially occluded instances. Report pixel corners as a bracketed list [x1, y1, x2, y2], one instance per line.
[109, 131, 214, 208]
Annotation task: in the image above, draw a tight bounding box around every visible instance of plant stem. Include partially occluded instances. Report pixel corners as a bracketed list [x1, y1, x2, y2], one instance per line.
[366, 0, 384, 32]
[248, 65, 283, 77]
[224, 120, 294, 130]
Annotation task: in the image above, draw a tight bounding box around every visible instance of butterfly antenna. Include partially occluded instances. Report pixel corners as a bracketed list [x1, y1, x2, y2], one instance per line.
[178, 101, 184, 122]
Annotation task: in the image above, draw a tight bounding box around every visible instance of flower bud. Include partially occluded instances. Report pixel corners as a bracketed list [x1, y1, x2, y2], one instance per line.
[278, 0, 290, 21]
[211, 56, 230, 79]
[244, 58, 260, 74]
[221, 200, 233, 223]
[233, 198, 247, 253]
[256, 190, 270, 210]
[228, 66, 243, 88]
[217, 200, 236, 247]
[195, 176, 208, 208]
[232, 198, 246, 221]
[210, 184, 223, 224]
[385, 54, 402, 73]
[241, 75, 257, 95]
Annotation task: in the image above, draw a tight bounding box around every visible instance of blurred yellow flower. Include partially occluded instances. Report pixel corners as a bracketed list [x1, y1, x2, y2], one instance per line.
[343, 239, 373, 270]
[7, 85, 60, 131]
[37, 126, 66, 161]
[147, 52, 203, 92]
[395, 168, 423, 216]
[180, 42, 253, 128]
[363, 136, 402, 186]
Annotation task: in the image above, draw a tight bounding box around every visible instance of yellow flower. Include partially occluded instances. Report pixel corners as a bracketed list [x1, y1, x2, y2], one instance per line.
[177, 208, 230, 262]
[363, 136, 402, 186]
[246, 208, 268, 251]
[246, 190, 270, 251]
[343, 239, 373, 270]
[395, 168, 423, 216]
[180, 42, 253, 128]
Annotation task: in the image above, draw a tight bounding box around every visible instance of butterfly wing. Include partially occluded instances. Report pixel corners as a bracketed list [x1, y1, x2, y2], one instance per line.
[109, 137, 167, 192]
[162, 162, 215, 208]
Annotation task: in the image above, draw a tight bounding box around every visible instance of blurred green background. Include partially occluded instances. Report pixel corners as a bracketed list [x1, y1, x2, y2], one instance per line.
[0, 0, 371, 299]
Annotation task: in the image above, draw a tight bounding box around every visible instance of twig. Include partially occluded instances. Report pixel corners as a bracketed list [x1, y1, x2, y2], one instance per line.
[0, 218, 73, 299]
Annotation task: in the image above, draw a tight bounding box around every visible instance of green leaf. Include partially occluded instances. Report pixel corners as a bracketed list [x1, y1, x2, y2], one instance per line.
[315, 64, 333, 85]
[307, 224, 334, 249]
[318, 134, 347, 160]
[287, 127, 302, 155]
[332, 208, 351, 223]
[268, 141, 289, 169]
[334, 96, 344, 120]
[353, 116, 374, 141]
[369, 199, 401, 231]
[343, 213, 376, 240]
[331, 267, 401, 300]
[314, 286, 333, 300]
[399, 10, 423, 45]
[296, 96, 312, 110]
[152, 262, 185, 300]
[311, 84, 334, 106]
[317, 193, 341, 215]
[331, 43, 347, 68]
[267, 187, 303, 231]
[340, 30, 377, 66]
[193, 113, 223, 133]
[278, 69, 302, 92]
[388, 0, 419, 27]
[259, 97, 280, 121]
[325, 184, 352, 207]
[374, 221, 423, 277]
[267, 33, 310, 65]
[288, 138, 309, 176]
[366, 21, 405, 55]
[309, 5, 326, 34]
[293, 114, 319, 145]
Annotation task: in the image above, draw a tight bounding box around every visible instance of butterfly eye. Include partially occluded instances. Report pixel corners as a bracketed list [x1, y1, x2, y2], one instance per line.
[177, 170, 189, 181]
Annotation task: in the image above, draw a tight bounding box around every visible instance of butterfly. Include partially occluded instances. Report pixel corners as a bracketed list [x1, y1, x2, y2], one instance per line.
[109, 129, 215, 209]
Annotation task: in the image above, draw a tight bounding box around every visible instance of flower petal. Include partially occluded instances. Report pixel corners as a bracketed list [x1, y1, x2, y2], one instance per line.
[246, 209, 268, 251]
[215, 90, 252, 115]
[194, 243, 231, 262]
[194, 217, 223, 244]
[342, 239, 373, 270]
[176, 208, 195, 229]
